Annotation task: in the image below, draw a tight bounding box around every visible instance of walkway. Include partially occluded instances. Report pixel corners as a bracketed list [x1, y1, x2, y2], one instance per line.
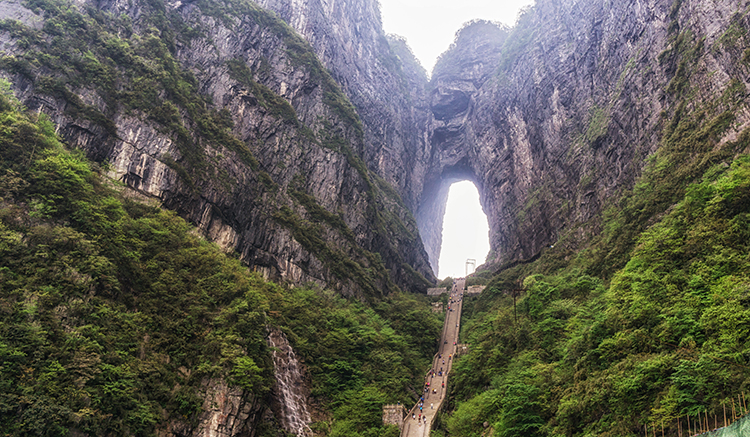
[401, 278, 465, 437]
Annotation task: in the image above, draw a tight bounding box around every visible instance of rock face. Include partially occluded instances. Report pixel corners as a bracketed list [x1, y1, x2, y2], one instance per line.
[250, 0, 750, 276]
[166, 379, 264, 437]
[418, 0, 750, 269]
[2, 0, 750, 435]
[0, 0, 435, 297]
[1, 0, 748, 285]
[254, 0, 433, 211]
[267, 327, 313, 437]
[416, 21, 509, 273]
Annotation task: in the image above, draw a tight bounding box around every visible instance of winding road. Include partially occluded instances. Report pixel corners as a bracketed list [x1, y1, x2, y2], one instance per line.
[401, 278, 465, 437]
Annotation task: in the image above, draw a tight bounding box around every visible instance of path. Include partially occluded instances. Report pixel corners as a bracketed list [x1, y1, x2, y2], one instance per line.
[401, 278, 465, 437]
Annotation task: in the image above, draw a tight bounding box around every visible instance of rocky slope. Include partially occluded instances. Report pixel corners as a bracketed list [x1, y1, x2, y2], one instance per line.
[254, 0, 433, 211]
[0, 0, 746, 287]
[3, 0, 750, 435]
[0, 0, 435, 296]
[0, 0, 747, 299]
[420, 0, 750, 270]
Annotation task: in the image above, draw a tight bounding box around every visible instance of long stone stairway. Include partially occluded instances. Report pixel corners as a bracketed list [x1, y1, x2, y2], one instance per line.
[401, 278, 465, 437]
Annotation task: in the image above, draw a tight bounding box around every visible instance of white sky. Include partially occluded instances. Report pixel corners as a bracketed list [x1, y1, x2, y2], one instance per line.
[438, 181, 490, 279]
[379, 0, 534, 73]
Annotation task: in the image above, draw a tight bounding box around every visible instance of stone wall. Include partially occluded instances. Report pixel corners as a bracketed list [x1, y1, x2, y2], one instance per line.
[382, 404, 407, 429]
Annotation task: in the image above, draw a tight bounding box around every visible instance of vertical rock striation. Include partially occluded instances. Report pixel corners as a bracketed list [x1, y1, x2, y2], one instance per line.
[419, 0, 750, 269]
[2, 0, 749, 285]
[166, 379, 265, 437]
[254, 0, 433, 211]
[267, 327, 313, 437]
[0, 0, 435, 295]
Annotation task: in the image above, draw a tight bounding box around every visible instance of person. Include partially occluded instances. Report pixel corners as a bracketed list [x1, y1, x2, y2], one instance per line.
[431, 403, 434, 409]
[413, 413, 416, 420]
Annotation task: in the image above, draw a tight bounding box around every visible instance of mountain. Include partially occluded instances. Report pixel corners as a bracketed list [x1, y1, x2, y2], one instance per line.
[0, 0, 435, 299]
[422, 0, 750, 271]
[2, 0, 750, 434]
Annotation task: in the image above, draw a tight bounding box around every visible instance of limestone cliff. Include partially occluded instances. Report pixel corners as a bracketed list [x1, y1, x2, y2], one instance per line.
[420, 0, 750, 270]
[2, 0, 748, 287]
[2, 0, 750, 435]
[0, 0, 435, 297]
[254, 0, 433, 211]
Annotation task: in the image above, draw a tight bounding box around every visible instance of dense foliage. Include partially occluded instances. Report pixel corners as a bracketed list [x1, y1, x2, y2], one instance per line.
[438, 26, 750, 437]
[273, 287, 441, 437]
[0, 92, 442, 436]
[0, 90, 274, 435]
[0, 0, 432, 300]
[444, 155, 750, 437]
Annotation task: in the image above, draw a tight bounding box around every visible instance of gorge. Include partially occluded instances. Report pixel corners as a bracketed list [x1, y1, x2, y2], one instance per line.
[1, 0, 750, 434]
[3, 0, 748, 293]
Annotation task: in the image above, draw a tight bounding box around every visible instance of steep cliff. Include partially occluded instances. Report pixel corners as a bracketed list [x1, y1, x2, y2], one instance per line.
[254, 0, 443, 271]
[420, 0, 750, 270]
[430, 1, 750, 435]
[4, 0, 750, 434]
[0, 0, 435, 296]
[254, 0, 433, 211]
[0, 87, 442, 436]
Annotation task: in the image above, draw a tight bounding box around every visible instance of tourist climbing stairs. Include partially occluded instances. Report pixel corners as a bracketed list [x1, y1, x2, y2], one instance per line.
[401, 278, 465, 437]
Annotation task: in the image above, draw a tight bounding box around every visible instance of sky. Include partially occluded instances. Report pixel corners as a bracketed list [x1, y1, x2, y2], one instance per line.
[378, 0, 534, 73]
[437, 181, 490, 279]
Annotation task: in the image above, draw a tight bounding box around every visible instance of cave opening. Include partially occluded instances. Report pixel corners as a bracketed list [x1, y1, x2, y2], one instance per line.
[437, 180, 490, 279]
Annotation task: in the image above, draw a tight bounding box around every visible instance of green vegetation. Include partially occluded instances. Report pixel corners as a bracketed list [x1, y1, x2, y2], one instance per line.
[465, 270, 492, 287]
[444, 154, 750, 436]
[272, 203, 398, 298]
[0, 0, 439, 432]
[0, 90, 443, 436]
[236, 3, 365, 138]
[0, 91, 273, 435]
[0, 0, 259, 174]
[437, 277, 454, 290]
[496, 9, 536, 73]
[585, 104, 610, 145]
[272, 287, 442, 436]
[402, 263, 433, 289]
[226, 58, 299, 125]
[0, 0, 428, 301]
[436, 27, 750, 437]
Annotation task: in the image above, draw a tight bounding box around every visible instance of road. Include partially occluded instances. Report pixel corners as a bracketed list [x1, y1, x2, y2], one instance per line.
[401, 278, 465, 437]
